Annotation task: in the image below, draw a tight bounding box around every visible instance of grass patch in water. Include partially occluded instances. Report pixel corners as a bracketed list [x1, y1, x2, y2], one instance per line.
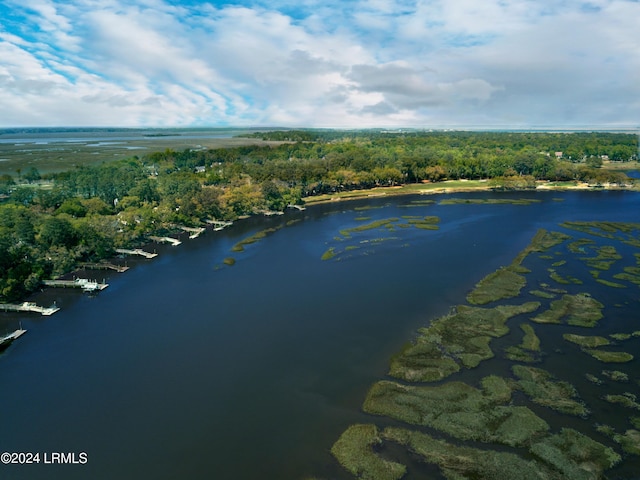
[505, 323, 541, 363]
[585, 373, 603, 385]
[602, 370, 629, 382]
[364, 377, 549, 446]
[529, 428, 621, 478]
[384, 427, 557, 480]
[223, 257, 236, 266]
[231, 226, 282, 252]
[531, 293, 604, 327]
[563, 334, 610, 348]
[321, 247, 337, 260]
[530, 289, 556, 299]
[354, 216, 372, 221]
[439, 197, 541, 205]
[596, 278, 627, 288]
[389, 302, 540, 382]
[467, 267, 527, 305]
[604, 393, 640, 410]
[584, 349, 634, 363]
[568, 238, 596, 253]
[512, 365, 589, 416]
[330, 424, 406, 480]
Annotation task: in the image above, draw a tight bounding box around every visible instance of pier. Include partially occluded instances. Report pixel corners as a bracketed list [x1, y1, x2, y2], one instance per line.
[116, 248, 158, 259]
[288, 204, 306, 211]
[206, 220, 233, 231]
[178, 226, 206, 239]
[79, 262, 129, 272]
[42, 278, 108, 292]
[0, 302, 60, 316]
[0, 328, 27, 349]
[149, 236, 182, 246]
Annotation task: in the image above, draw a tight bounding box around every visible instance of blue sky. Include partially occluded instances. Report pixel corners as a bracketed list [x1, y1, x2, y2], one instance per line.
[0, 0, 638, 128]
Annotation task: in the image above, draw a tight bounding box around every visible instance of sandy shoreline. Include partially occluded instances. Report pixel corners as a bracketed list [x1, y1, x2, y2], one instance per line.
[302, 180, 639, 206]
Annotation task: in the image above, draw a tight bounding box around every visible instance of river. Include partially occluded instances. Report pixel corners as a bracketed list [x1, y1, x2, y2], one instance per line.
[0, 190, 639, 479]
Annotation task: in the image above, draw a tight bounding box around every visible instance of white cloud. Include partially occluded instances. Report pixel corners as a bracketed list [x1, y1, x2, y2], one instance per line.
[0, 0, 638, 127]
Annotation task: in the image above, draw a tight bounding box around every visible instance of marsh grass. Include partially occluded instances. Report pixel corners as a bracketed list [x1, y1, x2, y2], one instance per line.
[231, 226, 282, 252]
[596, 278, 627, 288]
[223, 257, 236, 266]
[364, 378, 549, 446]
[530, 289, 556, 299]
[505, 324, 541, 363]
[604, 393, 640, 410]
[389, 302, 540, 382]
[330, 424, 406, 480]
[584, 349, 634, 363]
[467, 267, 526, 305]
[512, 365, 589, 416]
[532, 293, 604, 327]
[601, 370, 629, 382]
[439, 198, 541, 205]
[321, 247, 337, 261]
[562, 334, 611, 348]
[383, 427, 556, 480]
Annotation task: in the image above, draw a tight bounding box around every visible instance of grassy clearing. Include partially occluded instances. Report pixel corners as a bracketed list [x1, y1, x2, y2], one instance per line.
[562, 334, 611, 348]
[330, 424, 406, 480]
[512, 365, 589, 416]
[389, 302, 540, 382]
[364, 378, 549, 446]
[531, 293, 604, 327]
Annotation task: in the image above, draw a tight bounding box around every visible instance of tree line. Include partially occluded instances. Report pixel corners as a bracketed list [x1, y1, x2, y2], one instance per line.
[0, 130, 637, 301]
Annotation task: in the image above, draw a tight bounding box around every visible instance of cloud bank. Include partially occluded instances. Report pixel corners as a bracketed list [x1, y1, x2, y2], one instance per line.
[0, 0, 638, 128]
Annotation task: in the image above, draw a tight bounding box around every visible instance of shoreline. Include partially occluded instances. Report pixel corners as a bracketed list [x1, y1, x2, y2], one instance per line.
[301, 179, 639, 206]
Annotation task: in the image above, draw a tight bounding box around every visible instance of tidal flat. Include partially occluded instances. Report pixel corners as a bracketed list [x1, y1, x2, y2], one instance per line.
[330, 220, 640, 480]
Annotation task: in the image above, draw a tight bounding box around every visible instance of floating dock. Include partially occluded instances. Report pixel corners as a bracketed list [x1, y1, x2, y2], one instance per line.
[149, 236, 182, 246]
[116, 248, 158, 259]
[79, 262, 129, 272]
[0, 302, 60, 316]
[42, 278, 108, 292]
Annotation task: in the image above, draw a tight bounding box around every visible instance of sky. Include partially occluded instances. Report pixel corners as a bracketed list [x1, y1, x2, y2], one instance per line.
[0, 0, 638, 128]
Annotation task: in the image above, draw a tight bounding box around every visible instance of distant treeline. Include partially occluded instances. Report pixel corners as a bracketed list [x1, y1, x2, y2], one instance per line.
[0, 130, 637, 301]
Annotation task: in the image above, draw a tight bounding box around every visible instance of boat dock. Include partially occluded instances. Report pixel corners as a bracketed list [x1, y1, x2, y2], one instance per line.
[79, 262, 129, 272]
[206, 220, 233, 231]
[116, 248, 158, 259]
[42, 278, 108, 292]
[288, 204, 306, 211]
[0, 302, 60, 316]
[0, 328, 27, 349]
[149, 236, 182, 246]
[178, 226, 206, 239]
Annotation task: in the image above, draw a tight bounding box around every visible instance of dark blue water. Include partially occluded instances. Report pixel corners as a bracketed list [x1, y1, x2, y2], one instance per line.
[0, 190, 639, 479]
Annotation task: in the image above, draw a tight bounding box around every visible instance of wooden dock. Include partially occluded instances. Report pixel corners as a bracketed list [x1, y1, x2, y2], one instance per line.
[0, 328, 27, 349]
[177, 226, 206, 239]
[0, 302, 60, 316]
[116, 248, 158, 259]
[43, 278, 108, 292]
[79, 262, 129, 272]
[149, 236, 182, 246]
[206, 220, 233, 231]
[288, 204, 306, 211]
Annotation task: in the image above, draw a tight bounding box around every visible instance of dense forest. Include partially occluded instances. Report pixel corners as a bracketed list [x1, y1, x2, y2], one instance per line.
[0, 130, 637, 302]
